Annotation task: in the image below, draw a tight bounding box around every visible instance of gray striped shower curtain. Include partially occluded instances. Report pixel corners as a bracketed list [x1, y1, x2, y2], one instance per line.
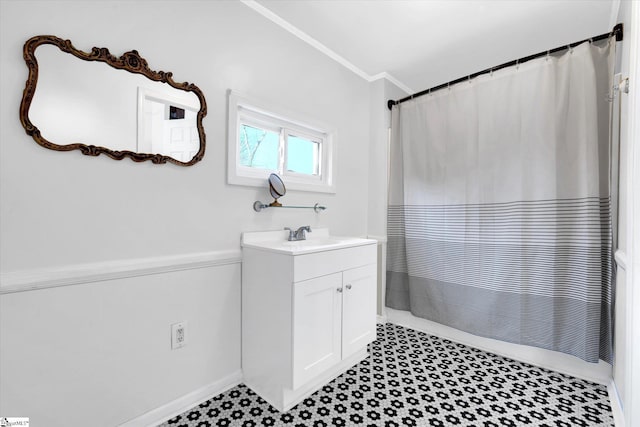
[386, 39, 615, 363]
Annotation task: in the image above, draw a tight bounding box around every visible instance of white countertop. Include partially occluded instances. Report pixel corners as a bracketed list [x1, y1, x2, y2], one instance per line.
[241, 228, 376, 255]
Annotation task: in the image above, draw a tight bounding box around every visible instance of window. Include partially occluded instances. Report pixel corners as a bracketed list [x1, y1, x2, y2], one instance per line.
[228, 91, 335, 193]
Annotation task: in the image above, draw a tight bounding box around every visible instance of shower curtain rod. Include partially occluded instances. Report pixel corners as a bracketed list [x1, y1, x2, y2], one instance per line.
[387, 23, 623, 110]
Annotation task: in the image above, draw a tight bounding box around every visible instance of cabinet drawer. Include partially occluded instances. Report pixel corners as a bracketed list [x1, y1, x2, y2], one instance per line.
[293, 243, 376, 282]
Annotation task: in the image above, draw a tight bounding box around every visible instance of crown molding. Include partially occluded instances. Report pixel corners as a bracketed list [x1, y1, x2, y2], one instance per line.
[369, 72, 413, 94]
[240, 0, 414, 94]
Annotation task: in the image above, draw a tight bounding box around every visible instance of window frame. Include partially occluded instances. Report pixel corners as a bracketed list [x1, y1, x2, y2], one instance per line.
[228, 91, 336, 193]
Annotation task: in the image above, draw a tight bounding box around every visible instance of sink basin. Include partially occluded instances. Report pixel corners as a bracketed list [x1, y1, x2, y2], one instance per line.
[242, 228, 375, 255]
[281, 237, 346, 246]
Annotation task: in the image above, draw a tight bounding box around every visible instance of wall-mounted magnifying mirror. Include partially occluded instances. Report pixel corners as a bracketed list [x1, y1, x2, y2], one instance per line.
[253, 173, 325, 212]
[19, 35, 207, 166]
[268, 173, 286, 206]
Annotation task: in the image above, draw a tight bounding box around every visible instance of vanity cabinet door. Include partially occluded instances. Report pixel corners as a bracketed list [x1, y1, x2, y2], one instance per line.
[342, 264, 377, 359]
[292, 272, 343, 389]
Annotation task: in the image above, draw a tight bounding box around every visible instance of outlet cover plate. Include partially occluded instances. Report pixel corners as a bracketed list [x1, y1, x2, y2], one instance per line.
[171, 322, 187, 349]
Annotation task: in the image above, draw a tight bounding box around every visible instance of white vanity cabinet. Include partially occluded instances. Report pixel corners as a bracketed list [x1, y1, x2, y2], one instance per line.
[292, 264, 376, 389]
[241, 229, 377, 412]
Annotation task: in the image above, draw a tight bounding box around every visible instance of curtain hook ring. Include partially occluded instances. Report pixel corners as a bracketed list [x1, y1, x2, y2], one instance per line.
[546, 50, 550, 61]
[447, 82, 451, 91]
[516, 59, 519, 70]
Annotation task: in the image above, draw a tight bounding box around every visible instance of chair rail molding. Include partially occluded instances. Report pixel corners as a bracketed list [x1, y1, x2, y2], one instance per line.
[0, 249, 242, 294]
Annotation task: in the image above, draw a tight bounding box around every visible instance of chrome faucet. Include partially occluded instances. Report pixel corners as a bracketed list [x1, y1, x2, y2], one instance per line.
[284, 226, 312, 241]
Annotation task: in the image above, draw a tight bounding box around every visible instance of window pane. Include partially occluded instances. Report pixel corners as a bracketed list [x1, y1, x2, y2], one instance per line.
[287, 135, 320, 175]
[239, 124, 279, 170]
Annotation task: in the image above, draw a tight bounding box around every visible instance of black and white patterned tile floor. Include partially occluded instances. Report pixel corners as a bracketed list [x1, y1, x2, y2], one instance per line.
[160, 323, 614, 427]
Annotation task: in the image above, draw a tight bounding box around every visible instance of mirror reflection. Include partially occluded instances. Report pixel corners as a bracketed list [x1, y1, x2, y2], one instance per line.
[21, 36, 206, 166]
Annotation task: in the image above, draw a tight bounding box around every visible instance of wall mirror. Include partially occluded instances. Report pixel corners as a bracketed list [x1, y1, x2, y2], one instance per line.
[20, 35, 207, 166]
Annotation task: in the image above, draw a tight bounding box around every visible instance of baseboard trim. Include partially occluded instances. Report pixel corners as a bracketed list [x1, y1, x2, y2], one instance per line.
[0, 250, 242, 294]
[118, 370, 243, 427]
[386, 308, 612, 385]
[609, 379, 625, 427]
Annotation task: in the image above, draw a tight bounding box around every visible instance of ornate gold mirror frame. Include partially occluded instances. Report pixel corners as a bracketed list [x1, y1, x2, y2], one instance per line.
[19, 35, 207, 166]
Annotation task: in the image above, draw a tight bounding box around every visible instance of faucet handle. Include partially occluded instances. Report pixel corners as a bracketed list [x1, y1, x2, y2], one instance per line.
[284, 227, 295, 241]
[294, 225, 311, 240]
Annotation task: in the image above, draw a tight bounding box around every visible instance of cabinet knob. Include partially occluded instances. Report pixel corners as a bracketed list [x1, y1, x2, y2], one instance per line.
[346, 284, 352, 290]
[337, 287, 343, 293]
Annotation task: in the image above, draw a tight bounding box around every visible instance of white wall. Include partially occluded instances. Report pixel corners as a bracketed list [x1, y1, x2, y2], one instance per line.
[623, 2, 640, 423]
[367, 80, 407, 238]
[0, 263, 241, 426]
[0, 1, 371, 273]
[614, 2, 640, 425]
[0, 1, 371, 426]
[613, 0, 632, 417]
[367, 79, 407, 315]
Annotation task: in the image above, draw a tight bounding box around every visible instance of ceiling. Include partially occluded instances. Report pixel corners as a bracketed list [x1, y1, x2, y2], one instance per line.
[247, 0, 618, 94]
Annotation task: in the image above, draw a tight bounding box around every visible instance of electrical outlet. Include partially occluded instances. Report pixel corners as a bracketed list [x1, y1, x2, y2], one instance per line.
[171, 322, 187, 349]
